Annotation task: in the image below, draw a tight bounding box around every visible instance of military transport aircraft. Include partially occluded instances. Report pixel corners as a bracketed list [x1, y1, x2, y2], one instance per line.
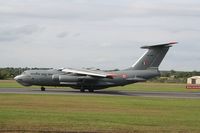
[14, 42, 176, 92]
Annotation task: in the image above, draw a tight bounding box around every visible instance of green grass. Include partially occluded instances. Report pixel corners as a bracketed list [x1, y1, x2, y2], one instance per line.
[0, 94, 200, 132]
[0, 80, 24, 88]
[0, 80, 200, 132]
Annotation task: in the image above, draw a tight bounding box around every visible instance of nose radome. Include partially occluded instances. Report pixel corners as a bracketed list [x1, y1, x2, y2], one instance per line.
[14, 75, 22, 81]
[14, 75, 26, 82]
[14, 76, 17, 80]
[14, 76, 18, 80]
[14, 75, 32, 86]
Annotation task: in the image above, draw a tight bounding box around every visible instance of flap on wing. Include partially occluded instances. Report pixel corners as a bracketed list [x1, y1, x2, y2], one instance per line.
[126, 77, 146, 82]
[62, 68, 109, 78]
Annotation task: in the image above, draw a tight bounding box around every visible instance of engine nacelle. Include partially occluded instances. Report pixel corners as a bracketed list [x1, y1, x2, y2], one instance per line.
[52, 74, 59, 81]
[59, 75, 79, 82]
[52, 74, 95, 82]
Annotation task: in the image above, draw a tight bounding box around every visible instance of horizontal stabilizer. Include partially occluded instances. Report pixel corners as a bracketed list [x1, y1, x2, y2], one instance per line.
[141, 42, 177, 49]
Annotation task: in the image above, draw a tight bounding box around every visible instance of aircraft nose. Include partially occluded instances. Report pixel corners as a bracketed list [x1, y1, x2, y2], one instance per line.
[14, 75, 23, 81]
[14, 76, 18, 80]
[14, 75, 26, 84]
[14, 75, 32, 86]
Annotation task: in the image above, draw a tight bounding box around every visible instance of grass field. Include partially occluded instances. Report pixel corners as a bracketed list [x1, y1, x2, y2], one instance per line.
[0, 94, 200, 133]
[0, 80, 200, 133]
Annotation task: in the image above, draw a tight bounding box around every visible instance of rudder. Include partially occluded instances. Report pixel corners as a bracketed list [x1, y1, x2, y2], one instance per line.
[131, 42, 177, 70]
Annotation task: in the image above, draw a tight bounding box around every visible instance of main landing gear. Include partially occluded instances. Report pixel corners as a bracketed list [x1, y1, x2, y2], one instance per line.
[80, 87, 94, 93]
[80, 89, 85, 92]
[88, 89, 94, 92]
[41, 86, 45, 91]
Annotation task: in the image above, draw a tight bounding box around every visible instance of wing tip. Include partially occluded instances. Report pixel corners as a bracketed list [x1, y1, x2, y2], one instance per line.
[167, 41, 178, 45]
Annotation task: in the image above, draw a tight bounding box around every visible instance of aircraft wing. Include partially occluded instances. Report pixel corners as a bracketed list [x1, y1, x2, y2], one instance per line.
[62, 68, 112, 78]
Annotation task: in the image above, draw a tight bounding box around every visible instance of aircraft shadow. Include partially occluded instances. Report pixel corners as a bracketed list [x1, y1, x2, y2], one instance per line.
[32, 88, 133, 96]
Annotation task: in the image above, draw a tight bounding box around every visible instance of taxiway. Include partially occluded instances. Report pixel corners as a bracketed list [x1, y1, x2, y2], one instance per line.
[0, 88, 199, 98]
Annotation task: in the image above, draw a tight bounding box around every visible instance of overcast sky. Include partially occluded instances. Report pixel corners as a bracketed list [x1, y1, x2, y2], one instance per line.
[0, 0, 199, 71]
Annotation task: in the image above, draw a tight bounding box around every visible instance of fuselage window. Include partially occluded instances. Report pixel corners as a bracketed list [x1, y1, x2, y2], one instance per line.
[31, 73, 40, 75]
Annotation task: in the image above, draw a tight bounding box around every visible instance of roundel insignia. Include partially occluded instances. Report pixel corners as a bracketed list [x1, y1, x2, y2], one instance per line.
[122, 74, 127, 78]
[143, 60, 148, 66]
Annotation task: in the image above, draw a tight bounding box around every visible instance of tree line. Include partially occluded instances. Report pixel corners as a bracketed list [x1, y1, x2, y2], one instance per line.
[0, 67, 50, 79]
[152, 70, 200, 83]
[0, 67, 200, 83]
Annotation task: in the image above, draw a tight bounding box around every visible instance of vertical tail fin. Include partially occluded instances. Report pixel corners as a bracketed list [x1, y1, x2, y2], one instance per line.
[131, 42, 177, 70]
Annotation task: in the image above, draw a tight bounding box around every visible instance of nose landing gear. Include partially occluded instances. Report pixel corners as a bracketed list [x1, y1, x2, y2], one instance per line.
[41, 87, 45, 91]
[88, 89, 94, 92]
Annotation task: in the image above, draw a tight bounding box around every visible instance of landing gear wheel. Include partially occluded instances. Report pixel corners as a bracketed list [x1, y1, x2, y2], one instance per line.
[88, 89, 94, 92]
[80, 88, 85, 92]
[41, 87, 45, 91]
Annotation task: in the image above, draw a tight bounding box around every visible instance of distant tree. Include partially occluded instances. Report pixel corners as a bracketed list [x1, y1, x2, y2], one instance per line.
[170, 70, 176, 75]
[0, 69, 9, 79]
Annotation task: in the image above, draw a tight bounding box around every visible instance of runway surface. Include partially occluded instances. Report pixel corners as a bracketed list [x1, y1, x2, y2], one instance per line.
[0, 88, 200, 98]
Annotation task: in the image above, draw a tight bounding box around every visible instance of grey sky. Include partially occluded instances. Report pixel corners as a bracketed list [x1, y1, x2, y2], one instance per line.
[0, 0, 199, 71]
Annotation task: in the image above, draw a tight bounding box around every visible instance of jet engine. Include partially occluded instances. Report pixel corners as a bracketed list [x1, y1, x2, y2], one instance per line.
[59, 75, 79, 82]
[52, 74, 95, 82]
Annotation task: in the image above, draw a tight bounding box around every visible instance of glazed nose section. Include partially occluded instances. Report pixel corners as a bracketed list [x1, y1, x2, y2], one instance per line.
[14, 75, 24, 81]
[14, 75, 26, 82]
[14, 75, 32, 86]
